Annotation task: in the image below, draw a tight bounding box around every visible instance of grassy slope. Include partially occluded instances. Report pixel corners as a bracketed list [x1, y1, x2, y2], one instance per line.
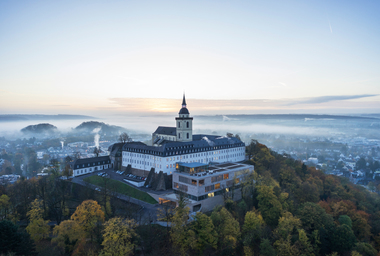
[83, 175, 158, 204]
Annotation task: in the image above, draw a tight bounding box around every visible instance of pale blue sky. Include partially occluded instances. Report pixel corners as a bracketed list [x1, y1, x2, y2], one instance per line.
[0, 0, 379, 115]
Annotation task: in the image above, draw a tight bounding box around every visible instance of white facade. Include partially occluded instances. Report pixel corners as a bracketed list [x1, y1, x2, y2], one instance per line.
[122, 146, 245, 175]
[73, 164, 111, 177]
[72, 156, 112, 177]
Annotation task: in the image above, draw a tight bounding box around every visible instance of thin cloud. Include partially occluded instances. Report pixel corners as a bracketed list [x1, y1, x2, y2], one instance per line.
[107, 95, 380, 115]
[328, 19, 333, 34]
[285, 94, 377, 106]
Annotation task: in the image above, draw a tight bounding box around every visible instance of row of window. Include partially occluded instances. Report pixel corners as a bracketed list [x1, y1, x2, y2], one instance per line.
[173, 187, 239, 201]
[124, 144, 245, 156]
[74, 164, 111, 176]
[178, 121, 190, 128]
[178, 132, 190, 139]
[124, 150, 244, 163]
[173, 182, 188, 192]
[76, 160, 110, 169]
[211, 173, 229, 183]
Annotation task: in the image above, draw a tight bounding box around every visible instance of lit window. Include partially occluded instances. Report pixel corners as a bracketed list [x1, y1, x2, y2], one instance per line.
[215, 183, 220, 189]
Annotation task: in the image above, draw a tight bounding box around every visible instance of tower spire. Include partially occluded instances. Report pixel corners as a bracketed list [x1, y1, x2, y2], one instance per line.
[182, 93, 187, 107]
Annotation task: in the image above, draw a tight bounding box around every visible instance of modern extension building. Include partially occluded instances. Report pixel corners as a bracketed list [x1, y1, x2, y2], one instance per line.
[173, 162, 254, 201]
[121, 95, 246, 175]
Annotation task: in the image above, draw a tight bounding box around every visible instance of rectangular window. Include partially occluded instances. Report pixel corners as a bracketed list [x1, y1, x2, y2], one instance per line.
[235, 178, 240, 184]
[179, 176, 191, 184]
[211, 175, 223, 183]
[215, 183, 220, 189]
[205, 185, 214, 192]
[199, 179, 204, 186]
[223, 173, 229, 180]
[192, 179, 197, 186]
[178, 184, 188, 192]
[226, 180, 233, 187]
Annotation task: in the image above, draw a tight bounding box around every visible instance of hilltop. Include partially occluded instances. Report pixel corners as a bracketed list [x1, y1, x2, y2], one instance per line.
[20, 123, 58, 134]
[74, 121, 126, 135]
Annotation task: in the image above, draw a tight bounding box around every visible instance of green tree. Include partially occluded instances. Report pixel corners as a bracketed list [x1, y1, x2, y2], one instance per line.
[100, 217, 138, 256]
[297, 202, 334, 234]
[256, 185, 283, 227]
[352, 242, 377, 256]
[242, 209, 265, 252]
[260, 238, 276, 256]
[211, 207, 241, 254]
[0, 194, 11, 221]
[0, 220, 36, 256]
[295, 229, 315, 256]
[189, 212, 218, 255]
[338, 215, 352, 228]
[331, 224, 356, 253]
[274, 211, 301, 240]
[170, 192, 192, 256]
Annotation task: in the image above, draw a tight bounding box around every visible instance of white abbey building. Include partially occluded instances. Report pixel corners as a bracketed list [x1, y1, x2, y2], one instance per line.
[121, 95, 246, 175]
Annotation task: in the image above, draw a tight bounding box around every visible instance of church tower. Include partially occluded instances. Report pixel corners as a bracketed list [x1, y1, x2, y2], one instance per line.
[176, 94, 193, 142]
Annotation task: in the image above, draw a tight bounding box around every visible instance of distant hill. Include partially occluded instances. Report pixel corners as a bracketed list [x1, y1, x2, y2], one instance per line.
[21, 123, 58, 134]
[0, 114, 96, 122]
[74, 121, 126, 135]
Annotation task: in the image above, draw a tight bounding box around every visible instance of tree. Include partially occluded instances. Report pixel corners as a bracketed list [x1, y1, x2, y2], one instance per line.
[242, 209, 265, 249]
[257, 185, 283, 227]
[295, 229, 315, 256]
[353, 242, 377, 256]
[260, 238, 276, 256]
[189, 212, 218, 255]
[211, 207, 241, 254]
[0, 194, 11, 221]
[100, 217, 138, 256]
[70, 200, 105, 241]
[119, 132, 131, 143]
[52, 220, 84, 254]
[331, 224, 356, 253]
[338, 215, 352, 228]
[170, 193, 192, 256]
[0, 220, 36, 255]
[25, 199, 50, 242]
[274, 211, 301, 240]
[94, 147, 101, 157]
[297, 202, 334, 233]
[356, 157, 366, 170]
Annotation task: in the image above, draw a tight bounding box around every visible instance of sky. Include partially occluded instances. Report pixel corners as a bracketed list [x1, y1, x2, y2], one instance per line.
[0, 0, 379, 117]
